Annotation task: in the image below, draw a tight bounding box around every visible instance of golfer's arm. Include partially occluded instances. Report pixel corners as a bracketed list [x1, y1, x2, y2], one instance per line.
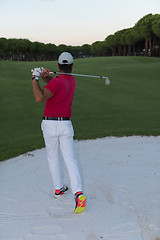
[32, 79, 53, 102]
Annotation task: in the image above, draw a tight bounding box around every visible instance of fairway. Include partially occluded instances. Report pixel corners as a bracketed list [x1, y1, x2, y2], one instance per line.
[0, 57, 160, 160]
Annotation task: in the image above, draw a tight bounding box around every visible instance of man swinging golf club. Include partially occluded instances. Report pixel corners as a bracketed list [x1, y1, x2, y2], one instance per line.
[32, 52, 86, 214]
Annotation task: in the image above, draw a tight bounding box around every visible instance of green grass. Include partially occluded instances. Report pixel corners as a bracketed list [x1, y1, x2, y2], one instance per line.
[0, 57, 160, 160]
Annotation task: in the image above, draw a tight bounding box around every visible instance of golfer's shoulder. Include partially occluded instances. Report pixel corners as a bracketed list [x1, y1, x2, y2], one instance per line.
[49, 76, 59, 84]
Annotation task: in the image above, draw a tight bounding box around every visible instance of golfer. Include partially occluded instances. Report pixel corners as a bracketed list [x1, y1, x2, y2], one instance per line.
[32, 52, 86, 213]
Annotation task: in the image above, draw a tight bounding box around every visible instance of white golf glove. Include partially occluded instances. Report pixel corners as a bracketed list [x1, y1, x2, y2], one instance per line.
[32, 67, 44, 80]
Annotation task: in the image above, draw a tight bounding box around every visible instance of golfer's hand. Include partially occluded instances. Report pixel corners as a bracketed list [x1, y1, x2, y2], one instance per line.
[41, 68, 50, 77]
[41, 68, 52, 83]
[32, 67, 44, 77]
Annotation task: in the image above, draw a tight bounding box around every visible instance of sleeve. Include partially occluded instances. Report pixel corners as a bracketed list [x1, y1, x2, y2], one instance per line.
[44, 78, 58, 95]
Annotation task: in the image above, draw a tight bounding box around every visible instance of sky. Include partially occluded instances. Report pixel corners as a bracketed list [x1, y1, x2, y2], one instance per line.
[0, 0, 160, 46]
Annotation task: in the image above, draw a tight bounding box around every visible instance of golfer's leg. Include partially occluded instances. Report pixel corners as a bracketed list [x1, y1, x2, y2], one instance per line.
[59, 134, 82, 194]
[41, 121, 63, 190]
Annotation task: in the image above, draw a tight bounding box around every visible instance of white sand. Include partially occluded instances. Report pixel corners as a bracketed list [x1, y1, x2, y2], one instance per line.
[0, 136, 160, 240]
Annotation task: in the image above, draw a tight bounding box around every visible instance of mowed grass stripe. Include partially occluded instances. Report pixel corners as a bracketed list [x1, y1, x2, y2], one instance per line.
[0, 57, 160, 160]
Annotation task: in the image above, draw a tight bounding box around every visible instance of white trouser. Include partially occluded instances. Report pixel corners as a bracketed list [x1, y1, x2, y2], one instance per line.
[41, 120, 82, 194]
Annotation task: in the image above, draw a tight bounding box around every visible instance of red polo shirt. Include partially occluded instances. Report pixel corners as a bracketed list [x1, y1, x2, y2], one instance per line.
[44, 74, 76, 117]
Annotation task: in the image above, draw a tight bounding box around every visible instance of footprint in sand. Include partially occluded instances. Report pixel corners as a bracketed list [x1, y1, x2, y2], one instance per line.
[47, 206, 73, 219]
[0, 197, 18, 229]
[104, 184, 115, 204]
[23, 225, 67, 240]
[86, 231, 99, 240]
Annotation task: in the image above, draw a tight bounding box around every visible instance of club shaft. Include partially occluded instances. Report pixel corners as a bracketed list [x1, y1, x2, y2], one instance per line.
[50, 71, 108, 79]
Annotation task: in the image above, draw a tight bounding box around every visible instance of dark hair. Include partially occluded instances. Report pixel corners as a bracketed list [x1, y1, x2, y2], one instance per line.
[58, 63, 73, 73]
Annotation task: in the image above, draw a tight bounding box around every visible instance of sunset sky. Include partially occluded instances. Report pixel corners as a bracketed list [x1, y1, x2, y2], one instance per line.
[1, 0, 160, 46]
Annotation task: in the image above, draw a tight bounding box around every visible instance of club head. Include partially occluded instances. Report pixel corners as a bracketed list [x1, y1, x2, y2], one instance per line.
[105, 78, 110, 86]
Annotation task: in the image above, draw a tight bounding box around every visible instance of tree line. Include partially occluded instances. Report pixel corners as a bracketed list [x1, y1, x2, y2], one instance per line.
[105, 13, 160, 57]
[0, 13, 160, 61]
[0, 39, 91, 61]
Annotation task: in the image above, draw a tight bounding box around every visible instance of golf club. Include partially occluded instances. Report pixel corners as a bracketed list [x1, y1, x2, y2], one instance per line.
[50, 71, 110, 86]
[31, 69, 110, 85]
